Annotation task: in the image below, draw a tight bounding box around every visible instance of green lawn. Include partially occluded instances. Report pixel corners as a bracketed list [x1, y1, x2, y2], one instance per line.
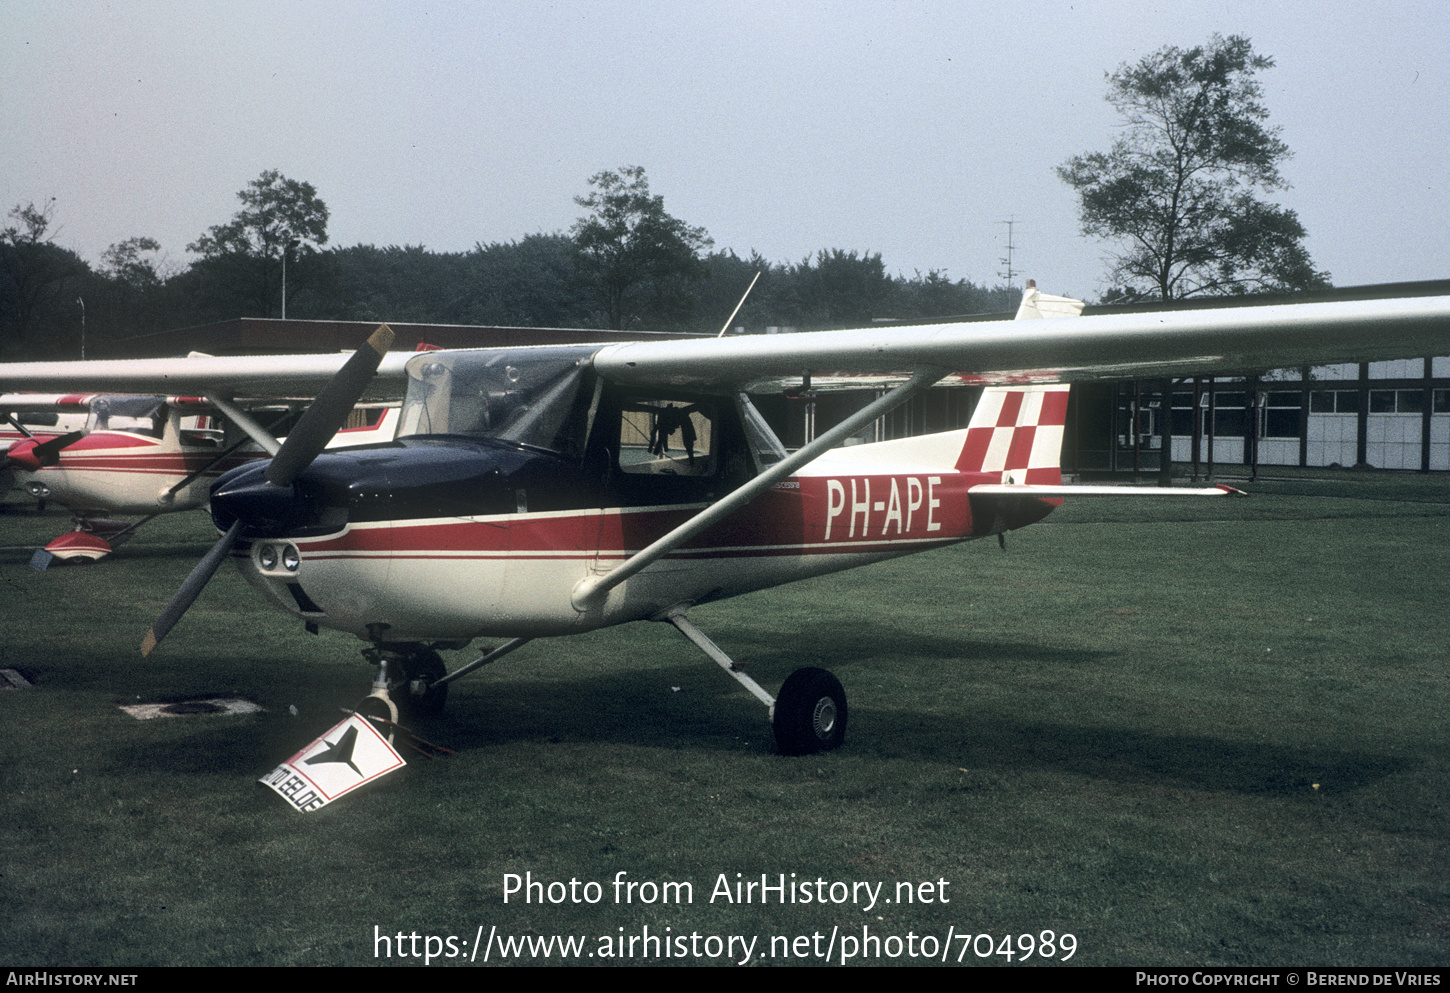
[1, 473, 1446, 966]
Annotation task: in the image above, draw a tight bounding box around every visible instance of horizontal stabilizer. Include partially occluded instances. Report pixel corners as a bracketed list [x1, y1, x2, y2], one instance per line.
[970, 483, 1247, 497]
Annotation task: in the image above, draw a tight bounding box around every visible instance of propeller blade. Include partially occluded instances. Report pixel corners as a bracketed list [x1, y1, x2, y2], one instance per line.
[140, 520, 243, 657]
[265, 324, 394, 487]
[28, 430, 85, 467]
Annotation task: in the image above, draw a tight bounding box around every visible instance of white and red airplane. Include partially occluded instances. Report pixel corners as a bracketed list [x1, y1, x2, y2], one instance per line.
[2, 286, 1446, 754]
[1, 391, 400, 564]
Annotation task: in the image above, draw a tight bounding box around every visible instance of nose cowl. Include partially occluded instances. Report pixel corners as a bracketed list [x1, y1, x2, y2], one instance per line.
[209, 463, 301, 536]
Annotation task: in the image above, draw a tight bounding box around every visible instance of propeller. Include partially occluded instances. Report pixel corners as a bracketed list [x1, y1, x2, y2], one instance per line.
[3, 430, 85, 471]
[140, 519, 243, 656]
[140, 325, 394, 657]
[266, 324, 395, 487]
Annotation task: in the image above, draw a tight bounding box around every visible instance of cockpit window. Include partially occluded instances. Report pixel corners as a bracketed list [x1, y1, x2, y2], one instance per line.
[740, 393, 787, 467]
[399, 346, 600, 457]
[88, 395, 165, 438]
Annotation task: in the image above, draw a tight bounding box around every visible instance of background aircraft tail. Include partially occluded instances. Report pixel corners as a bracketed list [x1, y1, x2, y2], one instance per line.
[822, 282, 1083, 476]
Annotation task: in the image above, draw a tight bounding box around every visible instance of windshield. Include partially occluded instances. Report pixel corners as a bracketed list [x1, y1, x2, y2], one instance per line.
[398, 346, 599, 457]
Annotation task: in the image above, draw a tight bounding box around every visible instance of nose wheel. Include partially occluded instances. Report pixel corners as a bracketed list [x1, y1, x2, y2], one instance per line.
[388, 648, 449, 718]
[361, 645, 450, 729]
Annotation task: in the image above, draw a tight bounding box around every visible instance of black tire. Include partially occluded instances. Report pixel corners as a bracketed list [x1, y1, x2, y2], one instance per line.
[389, 648, 449, 718]
[773, 667, 847, 755]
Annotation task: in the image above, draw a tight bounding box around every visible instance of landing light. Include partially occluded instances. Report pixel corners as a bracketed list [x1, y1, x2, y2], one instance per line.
[255, 543, 301, 574]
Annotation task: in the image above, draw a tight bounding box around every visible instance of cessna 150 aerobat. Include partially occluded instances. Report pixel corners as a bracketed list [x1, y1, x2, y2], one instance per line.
[1, 391, 399, 564]
[2, 286, 1447, 754]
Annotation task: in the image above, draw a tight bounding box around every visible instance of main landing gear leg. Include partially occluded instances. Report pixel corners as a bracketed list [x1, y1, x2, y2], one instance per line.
[659, 608, 848, 756]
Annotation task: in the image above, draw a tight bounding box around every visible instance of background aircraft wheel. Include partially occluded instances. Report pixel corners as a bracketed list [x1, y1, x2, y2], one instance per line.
[389, 648, 449, 718]
[773, 667, 847, 755]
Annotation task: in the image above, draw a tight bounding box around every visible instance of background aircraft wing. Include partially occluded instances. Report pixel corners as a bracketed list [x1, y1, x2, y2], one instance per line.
[591, 294, 1450, 392]
[0, 352, 415, 399]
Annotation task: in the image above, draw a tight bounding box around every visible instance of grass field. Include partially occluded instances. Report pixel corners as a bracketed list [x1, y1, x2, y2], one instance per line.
[1, 472, 1447, 967]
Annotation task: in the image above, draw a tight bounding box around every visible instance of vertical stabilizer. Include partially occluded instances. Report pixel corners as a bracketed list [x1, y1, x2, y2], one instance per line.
[957, 282, 1082, 480]
[954, 384, 1071, 483]
[1013, 279, 1087, 321]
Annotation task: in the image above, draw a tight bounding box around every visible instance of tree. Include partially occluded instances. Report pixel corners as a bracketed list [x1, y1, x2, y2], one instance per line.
[187, 170, 329, 318]
[1058, 35, 1330, 301]
[784, 249, 894, 329]
[571, 166, 712, 330]
[102, 237, 163, 288]
[0, 200, 90, 357]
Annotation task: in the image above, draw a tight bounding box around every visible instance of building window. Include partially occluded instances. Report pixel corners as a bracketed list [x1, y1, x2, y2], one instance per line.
[1310, 390, 1359, 414]
[1263, 393, 1302, 438]
[1370, 389, 1424, 414]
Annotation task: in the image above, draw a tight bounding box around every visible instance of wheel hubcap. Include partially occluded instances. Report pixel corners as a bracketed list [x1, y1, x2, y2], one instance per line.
[812, 697, 837, 738]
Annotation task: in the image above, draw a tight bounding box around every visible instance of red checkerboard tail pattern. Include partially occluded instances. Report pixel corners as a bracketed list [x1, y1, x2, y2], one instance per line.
[954, 385, 1071, 484]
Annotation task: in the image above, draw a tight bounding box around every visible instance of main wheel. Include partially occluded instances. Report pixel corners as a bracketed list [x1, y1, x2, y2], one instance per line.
[388, 648, 449, 718]
[772, 667, 847, 755]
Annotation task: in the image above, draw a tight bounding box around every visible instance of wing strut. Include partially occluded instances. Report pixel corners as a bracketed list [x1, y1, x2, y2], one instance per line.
[570, 367, 946, 611]
[205, 395, 282, 456]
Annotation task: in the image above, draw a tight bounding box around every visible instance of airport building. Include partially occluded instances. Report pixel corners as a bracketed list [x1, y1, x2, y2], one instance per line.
[1072, 359, 1450, 474]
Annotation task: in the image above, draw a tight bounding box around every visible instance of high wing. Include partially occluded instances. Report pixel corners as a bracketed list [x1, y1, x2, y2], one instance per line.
[591, 294, 1450, 393]
[0, 294, 1446, 396]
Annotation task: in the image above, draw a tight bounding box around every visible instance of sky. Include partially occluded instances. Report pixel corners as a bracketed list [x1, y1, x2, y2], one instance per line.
[2, 0, 1446, 305]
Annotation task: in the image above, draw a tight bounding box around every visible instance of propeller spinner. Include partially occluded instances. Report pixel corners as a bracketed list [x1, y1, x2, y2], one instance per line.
[2, 430, 85, 471]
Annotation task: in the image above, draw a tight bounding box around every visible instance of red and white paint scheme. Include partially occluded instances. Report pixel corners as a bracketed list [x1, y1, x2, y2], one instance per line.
[2, 287, 1447, 755]
[243, 383, 1082, 645]
[2, 392, 400, 563]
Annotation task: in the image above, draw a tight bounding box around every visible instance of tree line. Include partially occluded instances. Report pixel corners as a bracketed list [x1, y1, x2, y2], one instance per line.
[1, 36, 1328, 360]
[0, 168, 1017, 361]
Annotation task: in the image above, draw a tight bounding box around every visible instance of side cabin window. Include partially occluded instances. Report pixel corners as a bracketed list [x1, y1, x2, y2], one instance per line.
[618, 400, 716, 477]
[589, 387, 761, 507]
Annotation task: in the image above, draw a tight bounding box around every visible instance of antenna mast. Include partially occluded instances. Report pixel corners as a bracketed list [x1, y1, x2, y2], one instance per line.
[998, 217, 1019, 288]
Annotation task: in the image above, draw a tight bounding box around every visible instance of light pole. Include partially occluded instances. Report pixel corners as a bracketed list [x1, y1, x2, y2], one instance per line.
[281, 236, 301, 319]
[77, 297, 85, 359]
